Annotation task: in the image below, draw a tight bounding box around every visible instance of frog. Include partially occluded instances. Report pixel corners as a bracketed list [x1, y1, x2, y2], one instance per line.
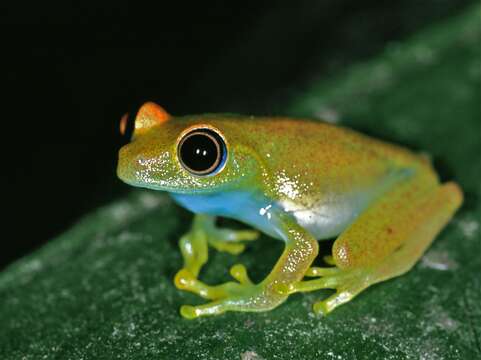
[117, 102, 463, 319]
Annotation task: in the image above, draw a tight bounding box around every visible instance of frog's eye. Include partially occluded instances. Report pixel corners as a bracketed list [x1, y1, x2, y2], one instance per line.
[177, 128, 227, 176]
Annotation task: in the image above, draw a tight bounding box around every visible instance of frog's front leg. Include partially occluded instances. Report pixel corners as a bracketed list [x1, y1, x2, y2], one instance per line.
[179, 212, 319, 319]
[277, 176, 462, 315]
[174, 214, 259, 295]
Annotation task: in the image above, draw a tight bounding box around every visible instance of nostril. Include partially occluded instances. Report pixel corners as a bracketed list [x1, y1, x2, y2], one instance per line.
[136, 155, 146, 165]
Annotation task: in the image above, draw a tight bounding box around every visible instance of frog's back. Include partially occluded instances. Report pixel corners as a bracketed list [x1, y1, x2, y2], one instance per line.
[201, 115, 433, 186]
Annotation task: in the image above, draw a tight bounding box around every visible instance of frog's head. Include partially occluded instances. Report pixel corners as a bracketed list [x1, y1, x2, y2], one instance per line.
[117, 102, 262, 194]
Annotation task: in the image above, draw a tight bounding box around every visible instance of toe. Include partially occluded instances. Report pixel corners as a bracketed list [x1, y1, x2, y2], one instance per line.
[229, 264, 252, 285]
[180, 305, 198, 319]
[174, 269, 195, 290]
[305, 267, 340, 277]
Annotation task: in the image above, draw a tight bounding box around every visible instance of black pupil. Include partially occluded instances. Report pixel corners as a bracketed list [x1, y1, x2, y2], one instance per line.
[179, 132, 221, 173]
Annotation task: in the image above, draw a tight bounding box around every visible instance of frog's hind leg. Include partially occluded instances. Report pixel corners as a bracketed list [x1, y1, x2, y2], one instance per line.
[277, 179, 463, 315]
[174, 214, 259, 298]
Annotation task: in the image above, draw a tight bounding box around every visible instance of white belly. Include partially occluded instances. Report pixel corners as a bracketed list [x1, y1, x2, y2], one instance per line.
[279, 171, 406, 240]
[279, 195, 368, 240]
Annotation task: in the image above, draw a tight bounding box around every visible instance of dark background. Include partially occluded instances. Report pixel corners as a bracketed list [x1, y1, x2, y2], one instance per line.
[0, 0, 474, 269]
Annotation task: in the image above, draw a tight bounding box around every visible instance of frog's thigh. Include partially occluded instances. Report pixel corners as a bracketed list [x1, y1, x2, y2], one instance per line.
[333, 173, 463, 270]
[284, 180, 462, 315]
[364, 181, 462, 281]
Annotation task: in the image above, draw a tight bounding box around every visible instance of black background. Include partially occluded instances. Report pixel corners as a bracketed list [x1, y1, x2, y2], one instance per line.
[0, 0, 474, 268]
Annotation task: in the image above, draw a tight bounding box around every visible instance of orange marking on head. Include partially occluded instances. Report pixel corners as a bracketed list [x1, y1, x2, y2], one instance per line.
[133, 102, 171, 137]
[145, 102, 170, 122]
[119, 113, 129, 135]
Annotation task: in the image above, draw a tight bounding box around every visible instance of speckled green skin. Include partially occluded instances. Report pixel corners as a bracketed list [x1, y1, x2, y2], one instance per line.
[119, 111, 428, 200]
[117, 93, 461, 318]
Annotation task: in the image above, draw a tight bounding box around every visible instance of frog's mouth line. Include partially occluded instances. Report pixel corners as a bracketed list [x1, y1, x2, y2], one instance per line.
[118, 175, 242, 196]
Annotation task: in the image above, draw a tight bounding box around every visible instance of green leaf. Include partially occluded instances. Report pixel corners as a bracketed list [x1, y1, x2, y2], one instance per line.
[1, 5, 480, 359]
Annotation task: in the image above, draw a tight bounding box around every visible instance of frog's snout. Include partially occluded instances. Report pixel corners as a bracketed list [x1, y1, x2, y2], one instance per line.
[117, 145, 137, 185]
[117, 143, 175, 188]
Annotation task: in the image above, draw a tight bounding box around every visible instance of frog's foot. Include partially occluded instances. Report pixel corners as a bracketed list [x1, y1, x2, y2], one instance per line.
[174, 215, 260, 312]
[174, 263, 253, 299]
[174, 215, 259, 286]
[176, 263, 287, 319]
[208, 228, 259, 255]
[179, 275, 287, 319]
[275, 267, 369, 315]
